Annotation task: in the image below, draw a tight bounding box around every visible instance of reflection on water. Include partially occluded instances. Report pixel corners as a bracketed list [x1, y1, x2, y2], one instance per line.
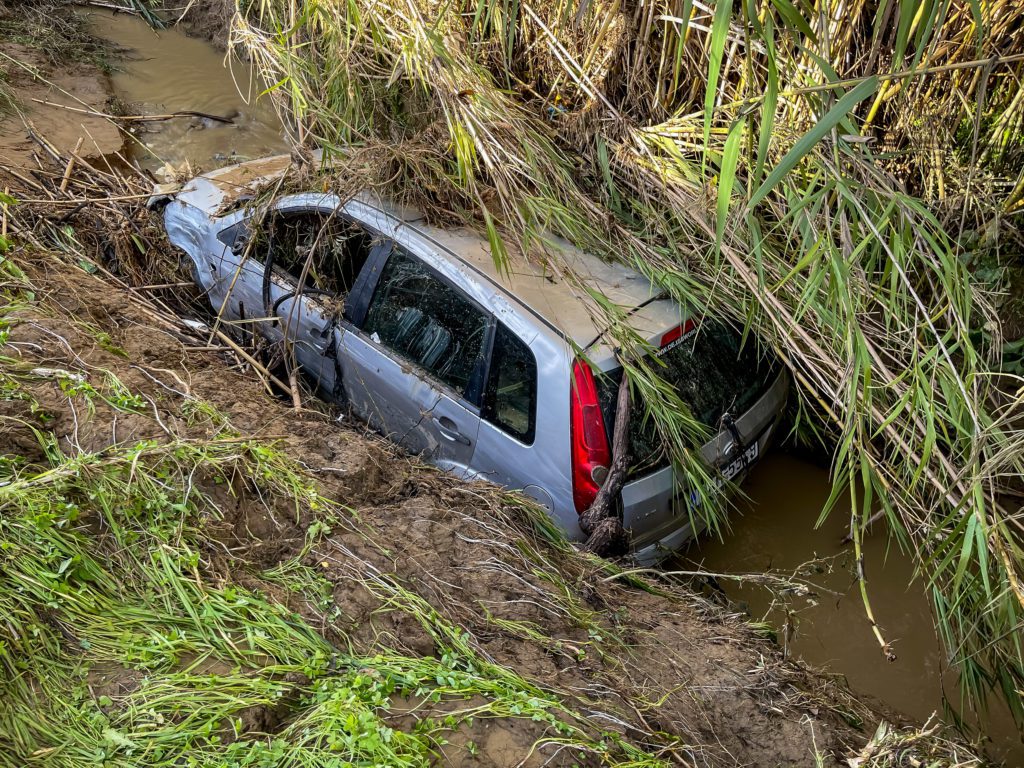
[682, 453, 1022, 763]
[82, 9, 288, 171]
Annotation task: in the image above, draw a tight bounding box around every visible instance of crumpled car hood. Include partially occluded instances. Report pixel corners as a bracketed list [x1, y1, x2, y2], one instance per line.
[157, 151, 342, 215]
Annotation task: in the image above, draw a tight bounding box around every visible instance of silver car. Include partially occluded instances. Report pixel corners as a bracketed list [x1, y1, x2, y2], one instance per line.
[161, 154, 788, 564]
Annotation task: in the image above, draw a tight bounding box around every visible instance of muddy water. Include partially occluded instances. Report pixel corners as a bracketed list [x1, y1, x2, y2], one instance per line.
[81, 9, 287, 171]
[682, 453, 1022, 763]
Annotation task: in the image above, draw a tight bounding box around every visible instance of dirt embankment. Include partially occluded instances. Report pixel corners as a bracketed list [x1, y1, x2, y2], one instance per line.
[0, 5, 123, 171]
[156, 0, 234, 47]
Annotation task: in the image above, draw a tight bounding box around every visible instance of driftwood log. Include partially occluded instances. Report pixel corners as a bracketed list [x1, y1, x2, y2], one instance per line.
[579, 370, 630, 555]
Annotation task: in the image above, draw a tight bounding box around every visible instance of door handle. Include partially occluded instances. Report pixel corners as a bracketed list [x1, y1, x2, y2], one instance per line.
[433, 415, 471, 445]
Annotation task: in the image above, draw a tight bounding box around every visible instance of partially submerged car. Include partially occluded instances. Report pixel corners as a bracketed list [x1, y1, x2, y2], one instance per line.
[161, 154, 788, 564]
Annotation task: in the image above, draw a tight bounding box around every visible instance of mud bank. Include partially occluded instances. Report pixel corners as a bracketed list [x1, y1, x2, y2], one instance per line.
[155, 0, 234, 47]
[0, 18, 122, 171]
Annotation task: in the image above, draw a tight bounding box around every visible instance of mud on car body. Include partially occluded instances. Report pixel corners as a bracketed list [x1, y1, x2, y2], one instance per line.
[159, 154, 788, 564]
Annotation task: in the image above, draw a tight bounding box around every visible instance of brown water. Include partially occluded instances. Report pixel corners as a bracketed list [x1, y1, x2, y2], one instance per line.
[682, 453, 1022, 763]
[82, 9, 287, 172]
[80, 11, 1022, 762]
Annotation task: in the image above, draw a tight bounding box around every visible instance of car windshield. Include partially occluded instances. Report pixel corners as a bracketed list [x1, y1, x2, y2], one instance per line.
[597, 322, 777, 478]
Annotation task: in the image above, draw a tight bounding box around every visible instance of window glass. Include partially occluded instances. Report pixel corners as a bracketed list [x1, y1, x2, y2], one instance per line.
[363, 249, 490, 398]
[597, 322, 778, 478]
[483, 323, 537, 444]
[254, 211, 375, 295]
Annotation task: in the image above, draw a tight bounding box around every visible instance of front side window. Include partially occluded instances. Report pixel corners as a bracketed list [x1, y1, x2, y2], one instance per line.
[246, 210, 376, 296]
[482, 323, 537, 444]
[362, 249, 490, 398]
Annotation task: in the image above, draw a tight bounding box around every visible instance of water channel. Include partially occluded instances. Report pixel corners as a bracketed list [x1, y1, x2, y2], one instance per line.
[89, 9, 286, 172]
[681, 452, 1021, 763]
[82, 8, 1023, 763]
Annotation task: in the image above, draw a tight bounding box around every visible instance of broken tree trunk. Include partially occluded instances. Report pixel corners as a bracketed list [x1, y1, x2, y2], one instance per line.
[580, 369, 631, 556]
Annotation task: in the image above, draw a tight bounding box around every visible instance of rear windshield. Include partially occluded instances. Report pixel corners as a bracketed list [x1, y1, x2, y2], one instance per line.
[596, 322, 777, 478]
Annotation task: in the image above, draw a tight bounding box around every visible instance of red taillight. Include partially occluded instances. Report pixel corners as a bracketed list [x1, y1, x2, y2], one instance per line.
[570, 359, 611, 514]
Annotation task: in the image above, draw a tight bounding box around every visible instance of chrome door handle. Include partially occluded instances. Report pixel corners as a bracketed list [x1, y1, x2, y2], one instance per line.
[433, 416, 471, 445]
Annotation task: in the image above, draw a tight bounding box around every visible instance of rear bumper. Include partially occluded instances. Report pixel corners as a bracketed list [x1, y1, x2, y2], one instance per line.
[623, 369, 789, 566]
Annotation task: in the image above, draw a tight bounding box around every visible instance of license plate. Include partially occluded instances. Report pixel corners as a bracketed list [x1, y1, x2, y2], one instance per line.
[683, 438, 762, 511]
[719, 440, 759, 483]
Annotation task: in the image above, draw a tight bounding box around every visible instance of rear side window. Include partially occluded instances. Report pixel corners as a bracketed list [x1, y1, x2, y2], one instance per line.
[363, 249, 490, 399]
[482, 323, 537, 444]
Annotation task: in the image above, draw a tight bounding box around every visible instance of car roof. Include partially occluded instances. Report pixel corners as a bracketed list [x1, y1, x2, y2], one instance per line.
[177, 154, 677, 349]
[357, 194, 671, 349]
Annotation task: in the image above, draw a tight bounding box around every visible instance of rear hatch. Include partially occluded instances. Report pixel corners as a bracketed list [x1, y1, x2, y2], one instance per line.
[597, 319, 779, 478]
[593, 315, 786, 548]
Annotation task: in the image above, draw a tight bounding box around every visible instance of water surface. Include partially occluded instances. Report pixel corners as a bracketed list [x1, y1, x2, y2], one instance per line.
[683, 453, 1022, 763]
[83, 9, 287, 172]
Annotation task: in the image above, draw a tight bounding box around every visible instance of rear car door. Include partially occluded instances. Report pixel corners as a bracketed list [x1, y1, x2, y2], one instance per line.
[338, 243, 491, 476]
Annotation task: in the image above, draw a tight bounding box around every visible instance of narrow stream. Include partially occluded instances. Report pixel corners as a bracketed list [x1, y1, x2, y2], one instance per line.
[82, 9, 287, 172]
[682, 453, 1022, 763]
[84, 10, 1022, 763]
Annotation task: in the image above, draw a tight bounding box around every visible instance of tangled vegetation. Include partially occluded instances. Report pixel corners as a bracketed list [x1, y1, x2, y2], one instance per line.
[231, 0, 1024, 721]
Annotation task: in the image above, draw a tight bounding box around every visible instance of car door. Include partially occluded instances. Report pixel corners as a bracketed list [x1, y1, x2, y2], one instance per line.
[220, 202, 380, 398]
[258, 207, 354, 393]
[337, 242, 491, 476]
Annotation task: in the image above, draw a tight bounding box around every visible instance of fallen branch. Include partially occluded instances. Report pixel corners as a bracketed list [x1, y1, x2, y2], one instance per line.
[31, 99, 236, 124]
[580, 369, 630, 556]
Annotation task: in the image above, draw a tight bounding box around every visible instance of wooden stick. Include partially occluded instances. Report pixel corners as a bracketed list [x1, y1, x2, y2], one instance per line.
[130, 281, 196, 291]
[288, 366, 302, 412]
[20, 194, 154, 204]
[580, 369, 631, 554]
[59, 138, 84, 193]
[0, 166, 48, 194]
[74, 1, 143, 13]
[212, 327, 291, 397]
[24, 119, 62, 163]
[31, 99, 236, 124]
